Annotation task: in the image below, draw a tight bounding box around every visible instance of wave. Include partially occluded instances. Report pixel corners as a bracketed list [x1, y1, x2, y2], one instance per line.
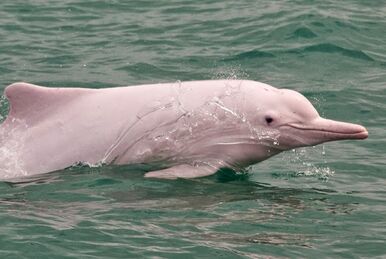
[294, 43, 375, 62]
[226, 42, 376, 63]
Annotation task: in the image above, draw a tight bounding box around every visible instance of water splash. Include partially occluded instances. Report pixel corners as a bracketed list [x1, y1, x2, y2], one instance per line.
[0, 95, 9, 123]
[295, 163, 334, 181]
[0, 123, 28, 180]
[0, 95, 29, 180]
[211, 64, 249, 80]
[70, 161, 105, 169]
[288, 147, 335, 181]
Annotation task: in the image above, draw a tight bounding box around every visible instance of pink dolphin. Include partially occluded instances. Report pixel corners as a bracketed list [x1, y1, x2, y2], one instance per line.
[0, 80, 367, 180]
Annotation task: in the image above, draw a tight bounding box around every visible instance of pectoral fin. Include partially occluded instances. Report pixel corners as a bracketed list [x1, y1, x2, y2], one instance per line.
[144, 164, 218, 179]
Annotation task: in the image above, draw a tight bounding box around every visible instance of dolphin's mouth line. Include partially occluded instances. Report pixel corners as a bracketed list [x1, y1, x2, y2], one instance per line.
[289, 125, 364, 134]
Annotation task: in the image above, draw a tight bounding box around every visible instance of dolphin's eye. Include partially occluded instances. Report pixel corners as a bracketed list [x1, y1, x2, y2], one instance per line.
[265, 116, 274, 125]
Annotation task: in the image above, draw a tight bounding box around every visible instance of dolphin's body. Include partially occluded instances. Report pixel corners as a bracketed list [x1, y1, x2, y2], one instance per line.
[0, 80, 367, 180]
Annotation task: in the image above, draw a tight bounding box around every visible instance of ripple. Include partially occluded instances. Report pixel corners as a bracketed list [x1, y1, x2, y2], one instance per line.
[287, 43, 375, 61]
[116, 62, 166, 74]
[303, 43, 374, 61]
[224, 50, 275, 61]
[289, 27, 318, 39]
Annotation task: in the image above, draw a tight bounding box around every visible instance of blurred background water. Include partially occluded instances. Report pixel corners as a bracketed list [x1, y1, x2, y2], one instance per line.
[0, 0, 385, 258]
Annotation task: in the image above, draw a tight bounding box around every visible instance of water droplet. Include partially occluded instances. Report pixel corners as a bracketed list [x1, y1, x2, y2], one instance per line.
[321, 145, 326, 155]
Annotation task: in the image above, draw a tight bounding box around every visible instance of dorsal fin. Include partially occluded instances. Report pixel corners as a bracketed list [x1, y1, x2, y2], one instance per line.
[4, 82, 93, 124]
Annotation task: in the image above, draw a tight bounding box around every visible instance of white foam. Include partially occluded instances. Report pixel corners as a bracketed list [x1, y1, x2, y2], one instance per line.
[0, 127, 28, 180]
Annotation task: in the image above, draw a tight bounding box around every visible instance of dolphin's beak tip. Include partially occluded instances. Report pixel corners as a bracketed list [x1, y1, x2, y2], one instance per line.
[352, 124, 368, 139]
[340, 123, 368, 140]
[358, 128, 368, 139]
[341, 123, 368, 140]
